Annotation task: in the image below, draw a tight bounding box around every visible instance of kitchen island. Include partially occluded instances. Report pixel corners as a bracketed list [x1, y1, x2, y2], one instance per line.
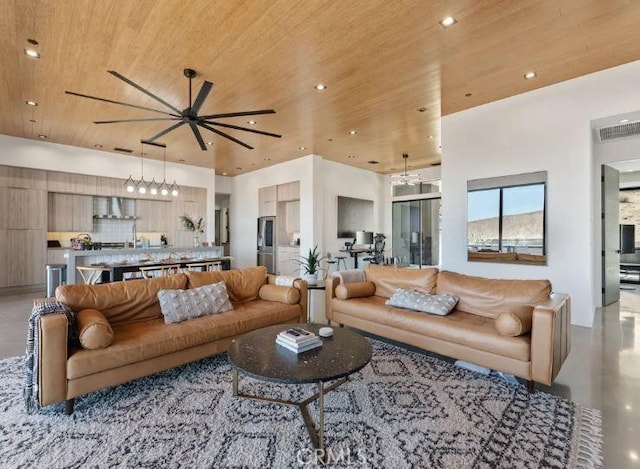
[65, 246, 232, 284]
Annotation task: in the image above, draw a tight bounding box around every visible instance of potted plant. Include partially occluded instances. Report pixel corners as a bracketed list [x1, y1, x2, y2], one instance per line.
[179, 213, 205, 247]
[294, 245, 326, 285]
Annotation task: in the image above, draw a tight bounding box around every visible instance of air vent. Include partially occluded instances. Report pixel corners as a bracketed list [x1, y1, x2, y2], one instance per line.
[367, 160, 379, 165]
[430, 163, 442, 167]
[113, 147, 133, 153]
[597, 121, 640, 142]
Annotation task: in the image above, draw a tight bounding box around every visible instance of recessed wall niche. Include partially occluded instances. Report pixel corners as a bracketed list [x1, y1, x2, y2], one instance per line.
[337, 196, 374, 238]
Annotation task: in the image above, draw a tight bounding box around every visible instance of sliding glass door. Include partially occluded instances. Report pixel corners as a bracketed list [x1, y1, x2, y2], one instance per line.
[392, 197, 441, 267]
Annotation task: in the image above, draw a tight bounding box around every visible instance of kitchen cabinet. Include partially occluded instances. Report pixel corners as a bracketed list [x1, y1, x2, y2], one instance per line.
[277, 181, 300, 202]
[0, 187, 47, 229]
[48, 193, 93, 232]
[47, 171, 96, 195]
[0, 165, 47, 190]
[47, 249, 66, 265]
[277, 246, 300, 276]
[285, 201, 300, 233]
[258, 185, 277, 217]
[136, 199, 169, 231]
[5, 229, 46, 287]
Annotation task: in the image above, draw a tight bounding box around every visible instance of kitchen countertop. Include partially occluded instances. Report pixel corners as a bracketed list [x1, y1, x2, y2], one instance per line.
[66, 246, 224, 257]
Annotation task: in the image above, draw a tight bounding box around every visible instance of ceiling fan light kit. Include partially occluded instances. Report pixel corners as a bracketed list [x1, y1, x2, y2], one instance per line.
[66, 68, 282, 151]
[390, 153, 423, 186]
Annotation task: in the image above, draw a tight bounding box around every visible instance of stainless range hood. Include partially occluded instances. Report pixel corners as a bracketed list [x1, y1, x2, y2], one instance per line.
[93, 197, 136, 219]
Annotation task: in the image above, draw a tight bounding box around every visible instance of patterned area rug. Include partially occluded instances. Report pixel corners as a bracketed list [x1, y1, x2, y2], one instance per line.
[0, 340, 602, 468]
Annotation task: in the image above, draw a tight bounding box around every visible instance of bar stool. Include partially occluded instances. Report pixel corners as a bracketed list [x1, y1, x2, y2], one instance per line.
[76, 266, 110, 285]
[334, 255, 348, 271]
[185, 261, 222, 272]
[139, 264, 180, 279]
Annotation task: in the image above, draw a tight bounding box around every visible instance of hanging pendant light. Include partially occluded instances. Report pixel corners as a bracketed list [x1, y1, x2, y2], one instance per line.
[390, 153, 422, 186]
[137, 142, 148, 194]
[124, 175, 136, 193]
[123, 140, 178, 197]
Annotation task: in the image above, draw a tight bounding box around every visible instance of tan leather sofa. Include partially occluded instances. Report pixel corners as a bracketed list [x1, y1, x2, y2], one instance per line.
[326, 265, 570, 389]
[38, 266, 307, 413]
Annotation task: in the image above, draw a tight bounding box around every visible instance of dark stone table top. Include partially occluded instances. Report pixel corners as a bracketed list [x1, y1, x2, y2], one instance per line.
[228, 323, 372, 384]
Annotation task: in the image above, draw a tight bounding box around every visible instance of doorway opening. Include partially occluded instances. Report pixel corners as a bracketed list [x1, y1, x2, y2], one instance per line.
[215, 193, 231, 256]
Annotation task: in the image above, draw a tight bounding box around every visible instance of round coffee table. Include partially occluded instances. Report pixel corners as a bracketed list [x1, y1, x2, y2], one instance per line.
[228, 323, 372, 454]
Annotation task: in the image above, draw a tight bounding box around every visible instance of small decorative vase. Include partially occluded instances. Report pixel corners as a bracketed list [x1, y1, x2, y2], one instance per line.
[193, 234, 201, 247]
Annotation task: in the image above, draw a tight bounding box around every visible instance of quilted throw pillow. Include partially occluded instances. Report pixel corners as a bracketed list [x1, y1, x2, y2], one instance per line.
[158, 281, 233, 324]
[386, 289, 459, 316]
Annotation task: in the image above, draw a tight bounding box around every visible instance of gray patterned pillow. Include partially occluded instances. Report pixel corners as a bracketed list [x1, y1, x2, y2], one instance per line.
[158, 281, 233, 324]
[385, 289, 458, 316]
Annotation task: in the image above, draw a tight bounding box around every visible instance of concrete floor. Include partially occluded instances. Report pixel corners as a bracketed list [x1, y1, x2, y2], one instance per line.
[1, 288, 639, 467]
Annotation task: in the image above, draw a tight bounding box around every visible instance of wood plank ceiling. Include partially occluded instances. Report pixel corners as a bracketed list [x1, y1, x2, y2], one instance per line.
[1, 0, 640, 176]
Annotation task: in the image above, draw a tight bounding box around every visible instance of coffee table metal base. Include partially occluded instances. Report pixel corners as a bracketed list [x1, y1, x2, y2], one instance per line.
[231, 368, 350, 453]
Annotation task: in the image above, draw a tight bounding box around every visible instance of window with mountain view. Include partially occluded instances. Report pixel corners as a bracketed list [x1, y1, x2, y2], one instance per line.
[467, 172, 546, 264]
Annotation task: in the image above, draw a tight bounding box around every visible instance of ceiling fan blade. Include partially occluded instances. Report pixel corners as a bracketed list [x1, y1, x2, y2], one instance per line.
[94, 117, 180, 124]
[199, 109, 276, 120]
[146, 121, 186, 142]
[204, 120, 282, 138]
[198, 122, 254, 150]
[189, 122, 208, 151]
[191, 81, 213, 115]
[108, 70, 182, 115]
[65, 91, 180, 117]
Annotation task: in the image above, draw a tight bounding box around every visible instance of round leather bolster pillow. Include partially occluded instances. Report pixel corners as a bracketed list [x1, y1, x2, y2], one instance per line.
[335, 281, 376, 300]
[494, 305, 534, 337]
[258, 284, 300, 304]
[76, 308, 115, 350]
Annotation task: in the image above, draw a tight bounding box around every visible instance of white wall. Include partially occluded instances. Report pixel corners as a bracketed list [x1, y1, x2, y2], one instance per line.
[441, 60, 640, 327]
[321, 159, 385, 268]
[0, 134, 217, 238]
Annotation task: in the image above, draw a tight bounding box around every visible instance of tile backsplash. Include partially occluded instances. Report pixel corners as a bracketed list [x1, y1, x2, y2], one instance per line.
[48, 219, 162, 247]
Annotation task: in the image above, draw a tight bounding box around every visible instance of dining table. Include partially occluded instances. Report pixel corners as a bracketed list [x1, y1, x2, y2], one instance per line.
[96, 257, 228, 282]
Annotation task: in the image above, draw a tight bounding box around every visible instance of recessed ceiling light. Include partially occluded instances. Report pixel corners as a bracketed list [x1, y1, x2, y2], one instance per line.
[27, 38, 39, 45]
[236, 167, 242, 170]
[327, 138, 333, 142]
[524, 71, 537, 80]
[465, 93, 472, 97]
[29, 119, 36, 123]
[439, 16, 457, 28]
[26, 100, 37, 106]
[24, 48, 40, 59]
[625, 169, 634, 172]
[417, 107, 427, 113]
[428, 135, 434, 139]
[349, 130, 357, 135]
[299, 146, 306, 150]
[38, 134, 47, 139]
[348, 155, 356, 159]
[264, 157, 271, 161]
[207, 141, 213, 145]
[620, 119, 630, 124]
[94, 144, 103, 149]
[315, 84, 327, 91]
[247, 120, 257, 125]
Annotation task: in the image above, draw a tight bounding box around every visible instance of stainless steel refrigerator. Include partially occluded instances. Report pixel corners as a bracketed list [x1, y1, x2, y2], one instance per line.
[257, 216, 276, 274]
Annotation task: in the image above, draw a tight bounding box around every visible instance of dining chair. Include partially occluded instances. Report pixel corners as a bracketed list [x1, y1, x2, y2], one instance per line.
[76, 266, 110, 285]
[185, 261, 222, 272]
[139, 264, 180, 279]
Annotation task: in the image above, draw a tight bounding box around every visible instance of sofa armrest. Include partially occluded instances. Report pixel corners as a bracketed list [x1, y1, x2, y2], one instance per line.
[266, 275, 307, 323]
[38, 314, 69, 406]
[531, 292, 571, 386]
[325, 277, 340, 321]
[293, 279, 308, 323]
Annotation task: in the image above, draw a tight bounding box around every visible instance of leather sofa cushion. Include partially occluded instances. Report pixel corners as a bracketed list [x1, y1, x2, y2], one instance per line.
[258, 284, 300, 304]
[76, 309, 114, 350]
[365, 264, 438, 298]
[436, 270, 551, 319]
[495, 305, 534, 336]
[67, 299, 301, 379]
[335, 281, 376, 299]
[186, 266, 267, 303]
[56, 274, 188, 326]
[331, 296, 530, 361]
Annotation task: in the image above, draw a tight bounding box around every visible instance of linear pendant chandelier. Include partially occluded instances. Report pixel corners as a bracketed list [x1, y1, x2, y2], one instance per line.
[124, 140, 180, 197]
[390, 153, 422, 186]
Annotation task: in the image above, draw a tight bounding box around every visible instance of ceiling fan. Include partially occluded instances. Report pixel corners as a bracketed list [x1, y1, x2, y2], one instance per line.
[65, 68, 282, 150]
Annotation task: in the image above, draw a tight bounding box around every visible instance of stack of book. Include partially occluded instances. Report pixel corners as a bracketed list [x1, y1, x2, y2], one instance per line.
[276, 327, 323, 353]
